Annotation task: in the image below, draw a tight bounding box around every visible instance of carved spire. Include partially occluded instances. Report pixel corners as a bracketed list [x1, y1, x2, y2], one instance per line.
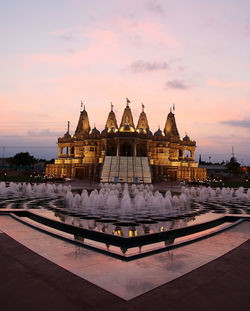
[164, 110, 179, 137]
[62, 121, 71, 139]
[80, 100, 85, 112]
[104, 104, 118, 132]
[119, 99, 135, 131]
[136, 104, 149, 133]
[126, 97, 131, 107]
[75, 106, 91, 135]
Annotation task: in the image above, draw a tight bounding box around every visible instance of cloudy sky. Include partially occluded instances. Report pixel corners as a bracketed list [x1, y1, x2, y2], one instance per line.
[1, 0, 250, 163]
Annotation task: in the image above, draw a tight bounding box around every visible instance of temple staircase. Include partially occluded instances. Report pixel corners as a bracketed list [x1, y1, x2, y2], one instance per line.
[100, 156, 152, 183]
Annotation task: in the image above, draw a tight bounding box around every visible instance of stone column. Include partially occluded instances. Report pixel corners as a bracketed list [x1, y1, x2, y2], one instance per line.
[58, 146, 62, 157]
[133, 142, 137, 157]
[146, 141, 150, 156]
[191, 150, 194, 160]
[116, 142, 120, 156]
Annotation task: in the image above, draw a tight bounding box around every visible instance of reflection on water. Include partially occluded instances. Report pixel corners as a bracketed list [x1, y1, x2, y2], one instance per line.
[72, 221, 233, 257]
[40, 209, 220, 237]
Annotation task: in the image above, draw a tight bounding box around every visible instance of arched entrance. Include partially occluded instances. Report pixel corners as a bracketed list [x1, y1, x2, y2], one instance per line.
[120, 142, 133, 156]
[179, 149, 183, 158]
[168, 169, 177, 181]
[61, 146, 68, 155]
[106, 143, 117, 156]
[75, 167, 88, 178]
[136, 144, 147, 157]
[184, 150, 191, 158]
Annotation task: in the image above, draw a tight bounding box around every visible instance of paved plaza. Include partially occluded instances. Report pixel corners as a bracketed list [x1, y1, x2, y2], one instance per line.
[0, 215, 250, 310]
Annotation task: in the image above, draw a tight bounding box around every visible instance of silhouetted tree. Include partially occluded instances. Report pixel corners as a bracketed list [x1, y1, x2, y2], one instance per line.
[226, 157, 241, 174]
[8, 152, 36, 167]
[46, 158, 55, 164]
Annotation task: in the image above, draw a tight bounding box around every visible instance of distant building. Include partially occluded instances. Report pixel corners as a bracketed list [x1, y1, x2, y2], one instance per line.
[199, 164, 228, 179]
[46, 101, 206, 183]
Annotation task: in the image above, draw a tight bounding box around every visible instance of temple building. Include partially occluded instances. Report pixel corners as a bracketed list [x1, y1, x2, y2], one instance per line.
[46, 100, 206, 183]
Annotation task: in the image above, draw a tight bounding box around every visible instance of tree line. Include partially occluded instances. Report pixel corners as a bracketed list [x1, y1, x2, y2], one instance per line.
[6, 152, 54, 167]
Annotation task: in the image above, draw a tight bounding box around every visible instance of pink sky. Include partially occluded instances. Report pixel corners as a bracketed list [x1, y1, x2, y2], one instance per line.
[0, 0, 250, 163]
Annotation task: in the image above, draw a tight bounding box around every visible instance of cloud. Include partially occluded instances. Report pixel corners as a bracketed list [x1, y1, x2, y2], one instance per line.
[145, 1, 164, 14]
[221, 118, 250, 128]
[28, 18, 179, 73]
[166, 80, 188, 89]
[0, 135, 21, 138]
[206, 135, 237, 141]
[207, 79, 250, 88]
[27, 129, 62, 137]
[50, 29, 74, 41]
[127, 60, 168, 73]
[60, 34, 74, 42]
[29, 28, 124, 68]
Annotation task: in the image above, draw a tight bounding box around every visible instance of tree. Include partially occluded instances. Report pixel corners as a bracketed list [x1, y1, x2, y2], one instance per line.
[45, 158, 55, 164]
[226, 157, 241, 174]
[8, 152, 36, 167]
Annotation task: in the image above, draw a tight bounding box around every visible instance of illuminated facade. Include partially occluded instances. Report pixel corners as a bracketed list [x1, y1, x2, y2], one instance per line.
[46, 100, 206, 182]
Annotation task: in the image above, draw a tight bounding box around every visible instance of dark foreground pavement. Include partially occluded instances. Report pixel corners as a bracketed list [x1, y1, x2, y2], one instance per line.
[0, 233, 250, 311]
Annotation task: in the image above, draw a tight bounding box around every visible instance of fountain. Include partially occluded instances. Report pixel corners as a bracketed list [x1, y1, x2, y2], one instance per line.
[1, 181, 250, 257]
